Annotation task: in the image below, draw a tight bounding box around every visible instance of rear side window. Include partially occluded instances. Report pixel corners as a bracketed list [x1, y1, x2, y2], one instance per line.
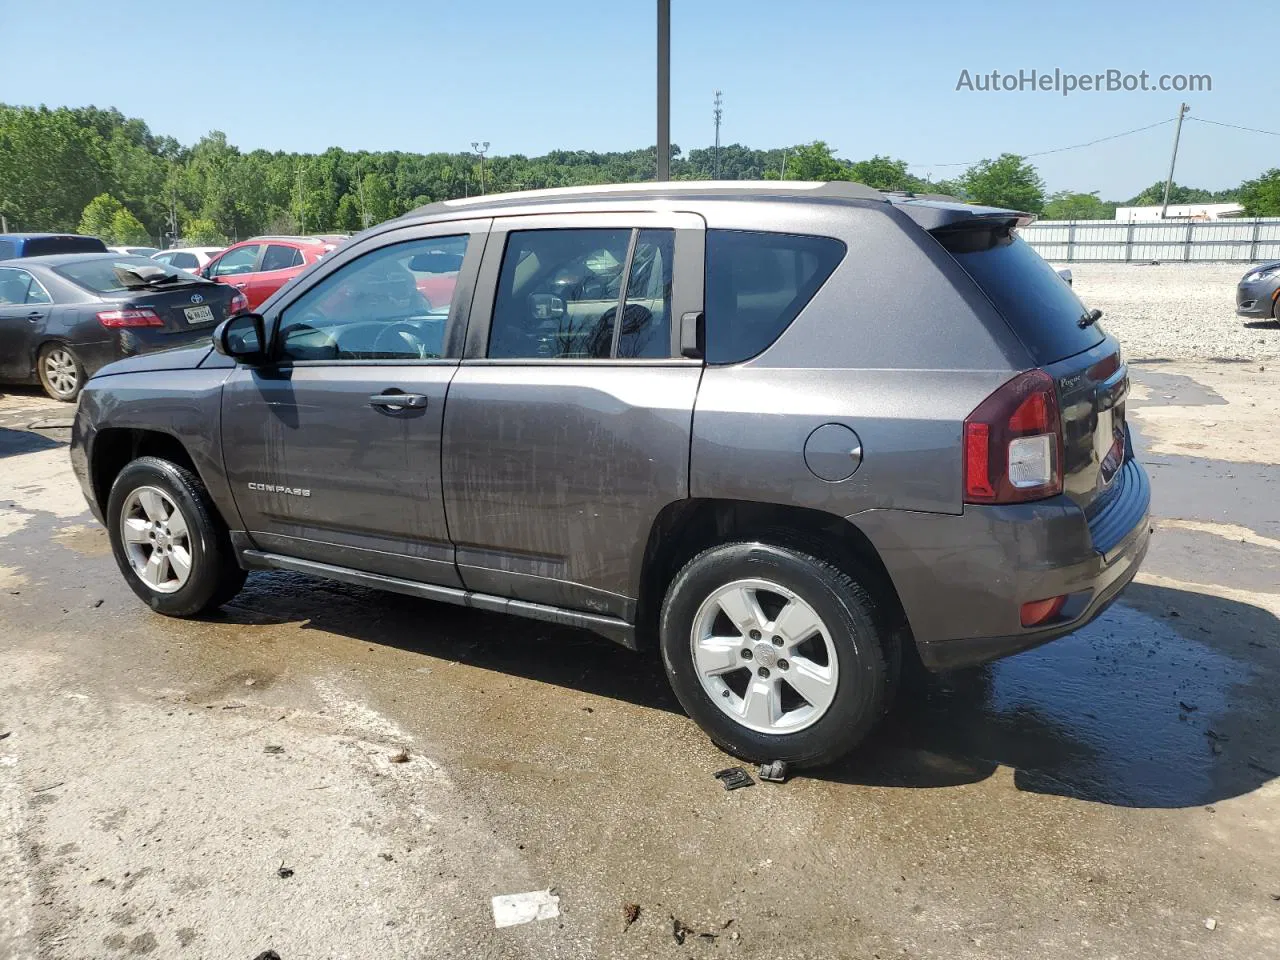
[26, 236, 108, 256]
[704, 230, 845, 364]
[169, 252, 198, 269]
[0, 240, 16, 260]
[939, 229, 1103, 364]
[262, 244, 304, 271]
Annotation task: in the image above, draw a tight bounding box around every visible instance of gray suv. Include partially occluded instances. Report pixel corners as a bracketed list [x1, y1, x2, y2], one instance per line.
[70, 182, 1150, 767]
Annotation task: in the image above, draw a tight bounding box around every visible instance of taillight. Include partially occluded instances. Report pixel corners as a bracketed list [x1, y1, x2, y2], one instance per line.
[98, 308, 163, 328]
[963, 369, 1063, 504]
[229, 291, 249, 315]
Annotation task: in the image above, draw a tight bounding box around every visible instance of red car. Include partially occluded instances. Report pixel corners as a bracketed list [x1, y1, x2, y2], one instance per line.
[202, 236, 340, 311]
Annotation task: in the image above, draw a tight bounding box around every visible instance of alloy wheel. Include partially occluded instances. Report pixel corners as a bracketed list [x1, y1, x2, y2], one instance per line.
[690, 578, 839, 734]
[43, 347, 79, 398]
[120, 486, 193, 594]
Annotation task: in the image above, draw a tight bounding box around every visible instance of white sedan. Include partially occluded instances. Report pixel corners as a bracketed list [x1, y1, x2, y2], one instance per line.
[152, 247, 224, 274]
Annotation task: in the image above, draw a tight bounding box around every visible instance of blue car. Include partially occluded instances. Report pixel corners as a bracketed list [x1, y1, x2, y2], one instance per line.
[0, 233, 108, 260]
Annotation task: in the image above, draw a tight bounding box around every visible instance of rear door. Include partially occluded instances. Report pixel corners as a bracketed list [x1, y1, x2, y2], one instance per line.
[441, 211, 704, 619]
[0, 267, 51, 381]
[247, 243, 307, 309]
[219, 219, 489, 585]
[940, 228, 1134, 541]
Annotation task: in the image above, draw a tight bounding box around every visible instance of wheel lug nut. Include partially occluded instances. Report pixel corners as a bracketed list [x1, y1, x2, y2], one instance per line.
[749, 630, 761, 641]
[771, 635, 783, 646]
[778, 659, 789, 671]
[741, 648, 753, 660]
[757, 667, 770, 679]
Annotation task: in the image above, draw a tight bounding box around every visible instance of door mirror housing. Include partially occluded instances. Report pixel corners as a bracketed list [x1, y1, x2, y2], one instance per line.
[213, 312, 269, 364]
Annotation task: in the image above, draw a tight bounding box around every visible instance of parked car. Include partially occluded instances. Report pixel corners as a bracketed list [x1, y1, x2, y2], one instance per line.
[1236, 261, 1280, 321]
[0, 253, 245, 401]
[109, 245, 160, 258]
[69, 182, 1150, 767]
[0, 233, 107, 259]
[152, 247, 224, 274]
[200, 236, 337, 310]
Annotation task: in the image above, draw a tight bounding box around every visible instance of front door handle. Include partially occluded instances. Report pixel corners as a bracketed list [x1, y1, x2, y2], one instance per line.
[26, 311, 44, 322]
[369, 392, 428, 410]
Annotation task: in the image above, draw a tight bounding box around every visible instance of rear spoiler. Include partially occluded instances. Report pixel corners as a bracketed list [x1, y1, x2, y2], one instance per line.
[888, 196, 1036, 233]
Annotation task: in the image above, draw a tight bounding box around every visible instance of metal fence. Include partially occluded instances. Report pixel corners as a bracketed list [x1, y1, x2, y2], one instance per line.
[1020, 217, 1280, 263]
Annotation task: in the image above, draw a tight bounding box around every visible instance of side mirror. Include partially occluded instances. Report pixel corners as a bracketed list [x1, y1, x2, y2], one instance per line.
[213, 312, 268, 363]
[1056, 267, 1073, 286]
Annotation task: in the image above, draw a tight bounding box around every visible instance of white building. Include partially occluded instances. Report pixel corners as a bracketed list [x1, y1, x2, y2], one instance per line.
[1114, 203, 1244, 223]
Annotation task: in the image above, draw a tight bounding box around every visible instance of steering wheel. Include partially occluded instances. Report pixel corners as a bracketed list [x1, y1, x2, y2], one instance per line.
[371, 321, 430, 359]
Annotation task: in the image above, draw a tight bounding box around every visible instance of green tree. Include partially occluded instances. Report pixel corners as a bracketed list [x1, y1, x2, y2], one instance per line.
[182, 217, 226, 245]
[78, 193, 126, 240]
[1043, 190, 1115, 220]
[109, 208, 151, 245]
[958, 154, 1046, 213]
[1125, 180, 1217, 206]
[780, 141, 848, 181]
[1237, 169, 1280, 217]
[846, 155, 929, 192]
[0, 105, 110, 230]
[360, 172, 395, 225]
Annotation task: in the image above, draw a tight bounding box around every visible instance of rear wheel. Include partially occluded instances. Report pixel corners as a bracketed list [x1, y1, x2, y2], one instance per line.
[659, 542, 891, 768]
[107, 456, 246, 616]
[37, 343, 85, 402]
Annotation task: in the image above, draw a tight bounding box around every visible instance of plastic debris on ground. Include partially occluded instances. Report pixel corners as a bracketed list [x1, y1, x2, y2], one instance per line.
[491, 889, 560, 928]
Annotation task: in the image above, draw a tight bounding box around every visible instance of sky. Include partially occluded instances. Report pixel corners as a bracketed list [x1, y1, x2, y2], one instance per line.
[2, 0, 1276, 199]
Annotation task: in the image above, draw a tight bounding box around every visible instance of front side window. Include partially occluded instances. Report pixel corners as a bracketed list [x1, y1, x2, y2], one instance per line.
[261, 244, 304, 272]
[704, 230, 845, 364]
[211, 244, 262, 277]
[488, 228, 675, 360]
[276, 234, 469, 362]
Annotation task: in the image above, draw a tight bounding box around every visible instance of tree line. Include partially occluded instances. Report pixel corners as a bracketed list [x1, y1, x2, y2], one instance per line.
[2, 104, 1277, 247]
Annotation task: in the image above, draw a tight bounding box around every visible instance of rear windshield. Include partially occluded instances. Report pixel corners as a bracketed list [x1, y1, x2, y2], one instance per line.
[54, 256, 187, 293]
[939, 228, 1103, 364]
[26, 235, 108, 257]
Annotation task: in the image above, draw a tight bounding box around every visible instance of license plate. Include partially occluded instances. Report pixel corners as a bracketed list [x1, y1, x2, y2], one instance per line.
[184, 305, 214, 325]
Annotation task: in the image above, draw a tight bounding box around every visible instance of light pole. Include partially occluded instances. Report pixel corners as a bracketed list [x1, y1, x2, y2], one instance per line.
[471, 141, 490, 195]
[656, 0, 670, 180]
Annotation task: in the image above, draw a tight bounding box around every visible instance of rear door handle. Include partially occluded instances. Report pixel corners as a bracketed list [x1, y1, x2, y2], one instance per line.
[369, 392, 428, 409]
[26, 311, 44, 322]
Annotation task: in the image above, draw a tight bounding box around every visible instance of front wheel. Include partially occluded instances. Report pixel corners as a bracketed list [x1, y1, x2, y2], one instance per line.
[659, 542, 891, 769]
[106, 457, 246, 616]
[37, 343, 85, 402]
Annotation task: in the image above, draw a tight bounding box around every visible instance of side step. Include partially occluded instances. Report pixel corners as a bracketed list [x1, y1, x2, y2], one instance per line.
[239, 550, 637, 649]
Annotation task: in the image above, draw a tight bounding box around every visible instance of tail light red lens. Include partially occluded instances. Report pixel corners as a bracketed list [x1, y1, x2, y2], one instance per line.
[229, 291, 249, 315]
[964, 369, 1063, 504]
[98, 308, 163, 329]
[1021, 595, 1067, 627]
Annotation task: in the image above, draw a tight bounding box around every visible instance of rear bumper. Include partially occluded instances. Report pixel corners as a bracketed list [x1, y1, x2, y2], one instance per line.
[852, 458, 1151, 672]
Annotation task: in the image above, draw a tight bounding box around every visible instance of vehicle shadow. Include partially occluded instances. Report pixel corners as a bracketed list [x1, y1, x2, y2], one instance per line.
[1242, 319, 1279, 330]
[220, 573, 1278, 810]
[0, 425, 62, 458]
[827, 581, 1279, 809]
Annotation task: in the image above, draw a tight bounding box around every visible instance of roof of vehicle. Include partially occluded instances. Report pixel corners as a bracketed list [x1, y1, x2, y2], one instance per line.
[5, 252, 155, 269]
[0, 232, 101, 240]
[242, 235, 336, 245]
[397, 181, 1033, 230]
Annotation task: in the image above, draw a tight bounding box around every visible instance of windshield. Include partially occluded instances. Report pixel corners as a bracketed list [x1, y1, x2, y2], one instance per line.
[54, 256, 193, 293]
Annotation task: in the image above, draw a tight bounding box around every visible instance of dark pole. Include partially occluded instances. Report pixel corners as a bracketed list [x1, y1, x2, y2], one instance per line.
[1160, 103, 1189, 220]
[656, 0, 670, 180]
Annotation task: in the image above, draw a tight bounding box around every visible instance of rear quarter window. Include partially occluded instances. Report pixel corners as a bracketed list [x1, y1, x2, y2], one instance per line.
[704, 230, 845, 364]
[940, 229, 1103, 364]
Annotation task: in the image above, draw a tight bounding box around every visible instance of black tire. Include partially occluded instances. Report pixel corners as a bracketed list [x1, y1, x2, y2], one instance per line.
[659, 542, 891, 769]
[106, 456, 246, 617]
[36, 342, 85, 402]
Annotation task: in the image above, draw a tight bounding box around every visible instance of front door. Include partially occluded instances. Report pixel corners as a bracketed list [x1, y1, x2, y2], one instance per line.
[442, 211, 705, 619]
[0, 267, 51, 382]
[220, 220, 489, 586]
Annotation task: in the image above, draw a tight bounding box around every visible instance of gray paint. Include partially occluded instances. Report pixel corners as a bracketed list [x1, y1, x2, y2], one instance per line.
[69, 182, 1151, 671]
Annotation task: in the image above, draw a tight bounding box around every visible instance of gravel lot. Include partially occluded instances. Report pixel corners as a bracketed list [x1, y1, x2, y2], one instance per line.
[1056, 262, 1279, 362]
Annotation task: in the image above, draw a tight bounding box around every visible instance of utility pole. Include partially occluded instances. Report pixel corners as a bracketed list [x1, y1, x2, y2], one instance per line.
[1, 213, 8, 233]
[713, 90, 723, 179]
[656, 0, 670, 180]
[471, 141, 490, 195]
[780, 148, 789, 180]
[1160, 102, 1190, 220]
[295, 165, 307, 234]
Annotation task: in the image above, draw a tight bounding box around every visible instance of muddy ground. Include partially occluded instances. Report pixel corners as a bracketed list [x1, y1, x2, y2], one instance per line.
[1, 360, 1278, 960]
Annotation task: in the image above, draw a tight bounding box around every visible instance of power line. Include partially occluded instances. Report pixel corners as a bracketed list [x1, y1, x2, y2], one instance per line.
[1188, 116, 1280, 138]
[911, 117, 1175, 169]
